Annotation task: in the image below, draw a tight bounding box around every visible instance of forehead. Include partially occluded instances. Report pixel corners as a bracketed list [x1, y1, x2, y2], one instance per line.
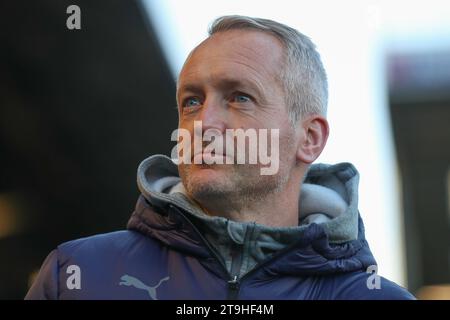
[178, 29, 285, 87]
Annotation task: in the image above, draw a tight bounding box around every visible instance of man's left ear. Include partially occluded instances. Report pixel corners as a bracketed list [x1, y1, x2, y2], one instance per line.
[295, 115, 329, 164]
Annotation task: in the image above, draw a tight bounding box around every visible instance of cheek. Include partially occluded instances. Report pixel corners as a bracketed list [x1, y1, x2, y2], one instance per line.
[253, 106, 290, 130]
[278, 128, 297, 158]
[178, 164, 195, 182]
[178, 119, 193, 131]
[178, 164, 187, 176]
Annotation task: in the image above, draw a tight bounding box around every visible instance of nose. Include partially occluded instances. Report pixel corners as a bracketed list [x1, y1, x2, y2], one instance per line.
[198, 96, 227, 134]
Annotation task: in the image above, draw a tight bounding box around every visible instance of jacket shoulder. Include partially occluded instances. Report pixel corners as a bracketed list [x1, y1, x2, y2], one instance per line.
[57, 230, 145, 256]
[333, 271, 416, 300]
[25, 230, 158, 300]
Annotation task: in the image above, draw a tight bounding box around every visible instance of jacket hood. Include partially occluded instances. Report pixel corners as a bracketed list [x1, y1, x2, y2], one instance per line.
[127, 154, 377, 277]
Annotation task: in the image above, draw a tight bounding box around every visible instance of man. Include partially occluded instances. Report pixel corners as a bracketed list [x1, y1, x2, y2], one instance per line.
[26, 15, 414, 300]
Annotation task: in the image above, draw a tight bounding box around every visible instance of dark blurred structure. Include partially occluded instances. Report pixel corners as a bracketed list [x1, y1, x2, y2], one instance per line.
[0, 0, 177, 298]
[388, 49, 450, 293]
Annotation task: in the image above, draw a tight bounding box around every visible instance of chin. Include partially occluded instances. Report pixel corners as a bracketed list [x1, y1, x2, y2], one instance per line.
[183, 165, 231, 197]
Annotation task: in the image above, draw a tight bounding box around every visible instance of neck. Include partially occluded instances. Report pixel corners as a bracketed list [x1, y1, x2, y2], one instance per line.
[192, 172, 303, 227]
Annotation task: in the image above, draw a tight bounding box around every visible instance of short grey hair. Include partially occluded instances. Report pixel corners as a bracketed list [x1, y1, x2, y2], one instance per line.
[208, 15, 328, 123]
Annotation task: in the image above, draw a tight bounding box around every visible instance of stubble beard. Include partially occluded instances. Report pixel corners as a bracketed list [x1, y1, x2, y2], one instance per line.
[178, 133, 295, 213]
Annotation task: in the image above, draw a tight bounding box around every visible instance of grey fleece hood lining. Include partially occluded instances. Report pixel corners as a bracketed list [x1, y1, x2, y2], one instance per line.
[137, 155, 354, 230]
[136, 155, 361, 277]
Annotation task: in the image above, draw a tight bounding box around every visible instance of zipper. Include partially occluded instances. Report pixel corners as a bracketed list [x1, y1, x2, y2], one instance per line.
[172, 205, 250, 299]
[227, 242, 244, 300]
[170, 204, 300, 299]
[227, 275, 240, 300]
[169, 206, 236, 285]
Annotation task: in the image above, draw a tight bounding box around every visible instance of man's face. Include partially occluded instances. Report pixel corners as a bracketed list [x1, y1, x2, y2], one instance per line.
[176, 29, 299, 207]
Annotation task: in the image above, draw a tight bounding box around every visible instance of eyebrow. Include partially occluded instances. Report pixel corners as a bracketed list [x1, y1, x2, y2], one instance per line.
[177, 77, 263, 97]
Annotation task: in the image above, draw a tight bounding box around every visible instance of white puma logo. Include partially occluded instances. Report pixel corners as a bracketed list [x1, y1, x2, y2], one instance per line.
[119, 274, 169, 300]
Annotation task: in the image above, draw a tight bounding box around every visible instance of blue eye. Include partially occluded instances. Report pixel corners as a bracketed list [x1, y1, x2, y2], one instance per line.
[234, 94, 251, 103]
[183, 97, 201, 108]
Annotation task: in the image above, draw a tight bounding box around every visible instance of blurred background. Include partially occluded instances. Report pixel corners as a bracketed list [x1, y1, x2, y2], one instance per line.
[1, 0, 449, 299]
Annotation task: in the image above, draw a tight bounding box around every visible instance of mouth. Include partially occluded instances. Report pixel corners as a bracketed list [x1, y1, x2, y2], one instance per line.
[192, 151, 230, 164]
